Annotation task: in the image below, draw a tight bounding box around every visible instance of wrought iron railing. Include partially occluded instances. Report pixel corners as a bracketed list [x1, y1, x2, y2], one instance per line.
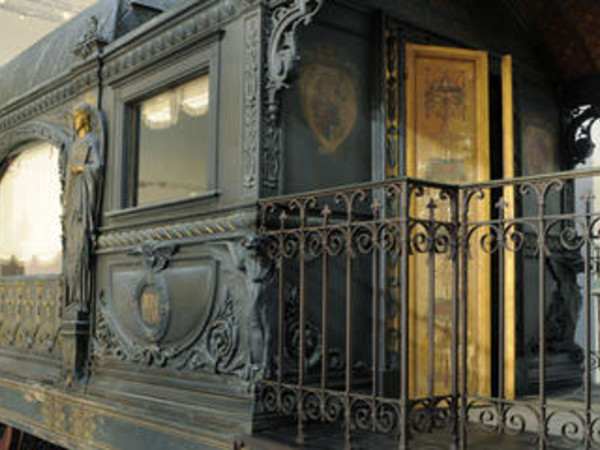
[255, 169, 600, 449]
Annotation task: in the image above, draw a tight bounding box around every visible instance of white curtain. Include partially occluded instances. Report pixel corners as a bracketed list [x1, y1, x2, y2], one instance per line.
[0, 143, 62, 274]
[142, 74, 210, 130]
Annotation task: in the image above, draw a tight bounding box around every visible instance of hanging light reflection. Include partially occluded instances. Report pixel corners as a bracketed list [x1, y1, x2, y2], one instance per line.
[180, 76, 210, 117]
[141, 92, 179, 130]
[141, 74, 210, 130]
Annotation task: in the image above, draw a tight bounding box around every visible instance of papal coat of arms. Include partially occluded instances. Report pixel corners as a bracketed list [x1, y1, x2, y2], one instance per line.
[422, 68, 470, 182]
[300, 47, 358, 155]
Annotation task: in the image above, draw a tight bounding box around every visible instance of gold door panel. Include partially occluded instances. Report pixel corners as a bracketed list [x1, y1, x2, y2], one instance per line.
[405, 44, 490, 397]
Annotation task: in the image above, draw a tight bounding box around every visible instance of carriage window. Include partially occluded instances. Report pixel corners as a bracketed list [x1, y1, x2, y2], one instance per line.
[0, 143, 62, 276]
[132, 74, 211, 206]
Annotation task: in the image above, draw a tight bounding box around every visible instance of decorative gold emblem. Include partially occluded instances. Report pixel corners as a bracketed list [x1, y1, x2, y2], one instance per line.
[300, 46, 358, 155]
[424, 69, 467, 121]
[422, 68, 470, 181]
[140, 285, 161, 328]
[134, 275, 170, 344]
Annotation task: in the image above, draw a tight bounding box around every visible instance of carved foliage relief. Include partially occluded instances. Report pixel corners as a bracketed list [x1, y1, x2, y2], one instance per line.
[262, 0, 324, 192]
[94, 239, 264, 380]
[243, 13, 261, 195]
[0, 279, 62, 357]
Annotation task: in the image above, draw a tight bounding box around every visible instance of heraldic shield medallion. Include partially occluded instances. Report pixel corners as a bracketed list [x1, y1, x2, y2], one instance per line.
[134, 275, 170, 343]
[108, 242, 218, 355]
[300, 47, 358, 155]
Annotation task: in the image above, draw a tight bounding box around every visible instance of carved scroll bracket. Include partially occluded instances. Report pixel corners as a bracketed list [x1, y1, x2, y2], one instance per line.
[565, 105, 600, 169]
[262, 0, 324, 193]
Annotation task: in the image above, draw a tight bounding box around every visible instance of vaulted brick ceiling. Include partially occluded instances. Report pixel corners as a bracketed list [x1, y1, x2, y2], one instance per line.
[507, 0, 600, 81]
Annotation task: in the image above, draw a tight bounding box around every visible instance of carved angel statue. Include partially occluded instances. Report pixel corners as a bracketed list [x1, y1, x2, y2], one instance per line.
[64, 103, 105, 314]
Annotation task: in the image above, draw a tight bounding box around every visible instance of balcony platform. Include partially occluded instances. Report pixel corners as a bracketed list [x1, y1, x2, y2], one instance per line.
[237, 422, 579, 449]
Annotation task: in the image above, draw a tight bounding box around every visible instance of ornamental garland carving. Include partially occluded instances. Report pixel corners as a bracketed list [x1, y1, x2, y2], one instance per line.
[262, 0, 324, 192]
[94, 238, 274, 381]
[95, 283, 245, 376]
[95, 305, 181, 366]
[243, 13, 261, 195]
[94, 241, 181, 366]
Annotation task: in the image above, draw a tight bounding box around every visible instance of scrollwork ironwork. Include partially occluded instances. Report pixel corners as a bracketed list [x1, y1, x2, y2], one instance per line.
[283, 283, 322, 370]
[256, 172, 600, 446]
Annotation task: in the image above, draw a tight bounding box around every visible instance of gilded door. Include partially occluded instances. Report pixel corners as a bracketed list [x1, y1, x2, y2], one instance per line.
[405, 44, 491, 397]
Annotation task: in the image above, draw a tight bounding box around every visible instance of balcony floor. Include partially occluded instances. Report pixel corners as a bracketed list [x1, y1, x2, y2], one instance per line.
[241, 422, 580, 449]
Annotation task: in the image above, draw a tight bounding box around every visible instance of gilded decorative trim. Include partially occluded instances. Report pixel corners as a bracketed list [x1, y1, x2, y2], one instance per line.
[40, 392, 67, 433]
[38, 390, 104, 446]
[384, 28, 401, 367]
[0, 278, 62, 357]
[0, 377, 233, 449]
[385, 28, 400, 179]
[242, 13, 261, 196]
[97, 212, 253, 250]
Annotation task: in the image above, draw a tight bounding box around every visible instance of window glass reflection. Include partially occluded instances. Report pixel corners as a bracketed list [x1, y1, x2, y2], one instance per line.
[0, 143, 62, 275]
[135, 74, 210, 206]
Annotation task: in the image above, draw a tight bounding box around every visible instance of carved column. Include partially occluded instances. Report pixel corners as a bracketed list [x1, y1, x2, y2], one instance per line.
[243, 10, 262, 197]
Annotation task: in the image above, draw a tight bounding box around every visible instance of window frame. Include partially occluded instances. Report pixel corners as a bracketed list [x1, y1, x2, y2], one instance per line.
[109, 38, 220, 221]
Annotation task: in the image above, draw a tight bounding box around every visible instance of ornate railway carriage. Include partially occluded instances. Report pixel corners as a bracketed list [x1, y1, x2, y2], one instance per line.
[0, 0, 600, 448]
